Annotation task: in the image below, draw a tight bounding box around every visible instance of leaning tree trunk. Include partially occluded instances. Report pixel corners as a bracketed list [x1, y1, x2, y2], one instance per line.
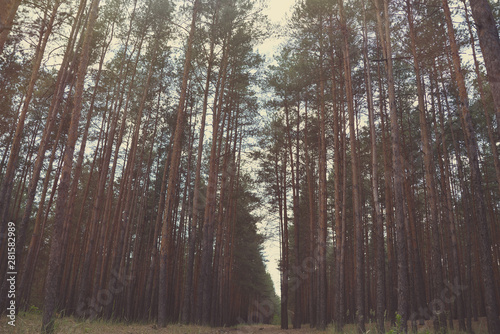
[462, 0, 500, 196]
[16, 0, 86, 282]
[442, 0, 500, 332]
[0, 0, 61, 313]
[468, 0, 500, 135]
[0, 0, 22, 53]
[0, 0, 60, 262]
[41, 0, 100, 331]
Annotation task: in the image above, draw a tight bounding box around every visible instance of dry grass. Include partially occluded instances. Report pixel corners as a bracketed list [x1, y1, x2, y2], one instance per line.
[326, 319, 489, 333]
[0, 312, 222, 334]
[0, 312, 490, 333]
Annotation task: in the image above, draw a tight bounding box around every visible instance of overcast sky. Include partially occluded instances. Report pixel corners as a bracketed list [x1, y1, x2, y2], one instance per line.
[265, 0, 296, 22]
[256, 0, 296, 58]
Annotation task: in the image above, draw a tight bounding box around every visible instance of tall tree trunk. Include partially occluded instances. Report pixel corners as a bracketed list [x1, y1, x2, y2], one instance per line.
[284, 97, 301, 329]
[76, 0, 138, 312]
[18, 73, 78, 309]
[0, 0, 22, 53]
[438, 66, 476, 332]
[106, 43, 157, 319]
[468, 0, 500, 134]
[181, 3, 219, 322]
[362, 2, 385, 331]
[302, 100, 317, 328]
[210, 95, 233, 326]
[442, 1, 500, 332]
[41, 0, 100, 330]
[0, 0, 60, 264]
[339, 1, 364, 331]
[15, 0, 86, 281]
[374, 0, 410, 330]
[145, 142, 171, 320]
[277, 137, 288, 330]
[462, 0, 500, 196]
[198, 31, 230, 326]
[316, 42, 328, 331]
[158, 0, 199, 327]
[405, 1, 447, 331]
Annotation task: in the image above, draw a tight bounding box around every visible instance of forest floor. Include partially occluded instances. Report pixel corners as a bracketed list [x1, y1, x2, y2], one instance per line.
[0, 312, 490, 333]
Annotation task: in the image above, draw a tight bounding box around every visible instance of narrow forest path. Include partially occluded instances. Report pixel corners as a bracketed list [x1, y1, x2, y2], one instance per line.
[223, 325, 321, 334]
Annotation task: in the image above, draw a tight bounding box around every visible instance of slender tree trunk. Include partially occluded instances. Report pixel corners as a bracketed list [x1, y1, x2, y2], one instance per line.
[210, 96, 233, 326]
[41, 0, 100, 330]
[61, 26, 111, 310]
[284, 97, 301, 329]
[316, 43, 328, 331]
[340, 109, 348, 327]
[145, 142, 171, 320]
[0, 99, 22, 178]
[468, 0, 500, 134]
[374, 0, 409, 330]
[442, 1, 500, 332]
[181, 4, 218, 321]
[277, 136, 288, 330]
[302, 100, 317, 328]
[433, 74, 466, 332]
[18, 74, 77, 309]
[339, 1, 364, 331]
[76, 0, 138, 312]
[462, 0, 500, 196]
[106, 43, 157, 319]
[15, 0, 86, 282]
[438, 66, 475, 332]
[0, 0, 22, 53]
[283, 149, 290, 330]
[405, 1, 447, 331]
[198, 32, 230, 326]
[362, 2, 385, 331]
[158, 0, 199, 327]
[0, 0, 60, 258]
[376, 56, 397, 326]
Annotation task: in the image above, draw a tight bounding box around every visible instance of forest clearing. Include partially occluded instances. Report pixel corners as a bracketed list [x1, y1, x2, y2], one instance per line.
[1, 0, 500, 333]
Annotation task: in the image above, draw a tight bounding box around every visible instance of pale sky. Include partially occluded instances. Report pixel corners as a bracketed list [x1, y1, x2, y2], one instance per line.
[265, 0, 296, 22]
[257, 0, 296, 59]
